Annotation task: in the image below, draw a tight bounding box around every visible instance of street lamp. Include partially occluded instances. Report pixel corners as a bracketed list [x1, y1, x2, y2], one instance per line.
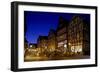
[64, 44, 67, 48]
[64, 44, 67, 54]
[30, 45, 32, 48]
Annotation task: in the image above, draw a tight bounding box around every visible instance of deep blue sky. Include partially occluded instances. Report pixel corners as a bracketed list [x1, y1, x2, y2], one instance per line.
[24, 11, 90, 44]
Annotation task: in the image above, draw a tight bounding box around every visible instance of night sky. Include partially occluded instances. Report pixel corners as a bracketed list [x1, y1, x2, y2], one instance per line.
[24, 11, 90, 44]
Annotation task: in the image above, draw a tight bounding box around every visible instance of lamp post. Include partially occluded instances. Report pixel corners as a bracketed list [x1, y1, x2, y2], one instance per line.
[64, 44, 67, 54]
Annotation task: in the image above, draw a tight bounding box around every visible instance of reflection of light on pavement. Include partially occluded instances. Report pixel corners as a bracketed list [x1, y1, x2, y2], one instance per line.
[25, 56, 48, 61]
[24, 55, 90, 62]
[25, 56, 40, 59]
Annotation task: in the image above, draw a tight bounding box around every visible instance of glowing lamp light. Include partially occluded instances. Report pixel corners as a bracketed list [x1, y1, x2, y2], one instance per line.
[68, 43, 71, 45]
[30, 45, 32, 48]
[64, 44, 67, 48]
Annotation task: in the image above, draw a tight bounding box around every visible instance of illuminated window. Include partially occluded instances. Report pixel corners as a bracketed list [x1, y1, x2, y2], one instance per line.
[58, 42, 63, 47]
[71, 45, 82, 53]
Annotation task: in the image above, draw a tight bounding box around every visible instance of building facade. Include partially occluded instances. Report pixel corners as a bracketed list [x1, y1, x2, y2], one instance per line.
[68, 16, 90, 55]
[56, 17, 69, 53]
[37, 36, 48, 55]
[48, 29, 57, 52]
